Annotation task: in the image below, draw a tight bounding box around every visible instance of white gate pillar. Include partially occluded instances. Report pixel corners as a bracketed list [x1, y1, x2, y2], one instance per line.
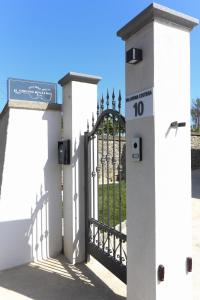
[58, 72, 101, 264]
[117, 3, 198, 300]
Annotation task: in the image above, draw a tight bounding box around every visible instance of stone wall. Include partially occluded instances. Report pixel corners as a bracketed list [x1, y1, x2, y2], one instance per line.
[98, 136, 126, 183]
[191, 133, 200, 169]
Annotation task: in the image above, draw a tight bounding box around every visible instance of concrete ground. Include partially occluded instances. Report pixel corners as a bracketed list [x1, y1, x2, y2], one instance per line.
[0, 170, 200, 300]
[192, 169, 200, 300]
[0, 254, 126, 300]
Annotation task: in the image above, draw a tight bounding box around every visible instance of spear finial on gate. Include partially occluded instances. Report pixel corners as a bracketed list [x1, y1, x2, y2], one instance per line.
[101, 94, 104, 112]
[112, 89, 116, 110]
[87, 120, 89, 132]
[106, 89, 109, 109]
[118, 90, 122, 113]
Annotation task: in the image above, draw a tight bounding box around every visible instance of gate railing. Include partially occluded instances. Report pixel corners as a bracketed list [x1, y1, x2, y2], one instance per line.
[84, 90, 127, 283]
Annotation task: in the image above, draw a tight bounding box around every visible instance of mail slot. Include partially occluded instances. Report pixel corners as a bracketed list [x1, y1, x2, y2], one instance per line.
[58, 140, 70, 165]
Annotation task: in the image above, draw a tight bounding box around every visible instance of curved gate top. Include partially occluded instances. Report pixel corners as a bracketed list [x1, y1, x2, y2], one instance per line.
[84, 90, 127, 283]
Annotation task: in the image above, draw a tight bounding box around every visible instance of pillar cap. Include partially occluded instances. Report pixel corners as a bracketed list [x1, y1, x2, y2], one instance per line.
[117, 2, 199, 41]
[58, 72, 102, 86]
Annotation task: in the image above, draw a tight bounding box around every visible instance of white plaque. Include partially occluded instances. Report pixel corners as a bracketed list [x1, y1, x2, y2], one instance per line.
[126, 88, 153, 120]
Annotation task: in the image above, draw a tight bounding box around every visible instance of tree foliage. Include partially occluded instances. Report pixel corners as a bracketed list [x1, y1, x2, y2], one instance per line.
[191, 98, 200, 132]
[98, 117, 125, 135]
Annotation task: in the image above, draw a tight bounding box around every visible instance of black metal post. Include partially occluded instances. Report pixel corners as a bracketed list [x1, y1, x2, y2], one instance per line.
[84, 131, 89, 262]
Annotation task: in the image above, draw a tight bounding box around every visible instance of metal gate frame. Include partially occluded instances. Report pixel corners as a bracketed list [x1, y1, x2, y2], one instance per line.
[84, 92, 127, 283]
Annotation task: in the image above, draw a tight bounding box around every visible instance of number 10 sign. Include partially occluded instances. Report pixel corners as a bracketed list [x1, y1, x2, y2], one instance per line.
[126, 88, 153, 120]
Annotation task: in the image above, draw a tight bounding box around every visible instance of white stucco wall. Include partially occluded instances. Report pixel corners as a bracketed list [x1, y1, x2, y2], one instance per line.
[118, 4, 198, 300]
[125, 22, 156, 300]
[126, 22, 154, 95]
[154, 20, 192, 300]
[0, 101, 62, 270]
[59, 72, 101, 264]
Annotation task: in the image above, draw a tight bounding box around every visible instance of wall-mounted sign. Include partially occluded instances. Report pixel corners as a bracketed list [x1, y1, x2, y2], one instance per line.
[126, 88, 153, 120]
[7, 78, 57, 103]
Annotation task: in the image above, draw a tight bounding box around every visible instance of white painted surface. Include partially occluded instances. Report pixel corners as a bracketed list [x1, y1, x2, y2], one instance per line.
[126, 88, 153, 120]
[120, 5, 197, 300]
[154, 20, 192, 300]
[125, 21, 156, 300]
[61, 74, 100, 263]
[0, 103, 62, 270]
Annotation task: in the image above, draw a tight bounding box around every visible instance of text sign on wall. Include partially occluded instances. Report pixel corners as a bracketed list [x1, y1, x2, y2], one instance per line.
[126, 88, 153, 120]
[8, 78, 57, 103]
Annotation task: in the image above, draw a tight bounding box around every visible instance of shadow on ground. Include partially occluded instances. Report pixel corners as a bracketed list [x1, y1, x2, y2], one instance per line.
[0, 256, 126, 300]
[192, 169, 200, 199]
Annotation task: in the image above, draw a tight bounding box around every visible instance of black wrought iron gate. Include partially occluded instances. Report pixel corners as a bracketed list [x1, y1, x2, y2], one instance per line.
[84, 91, 127, 283]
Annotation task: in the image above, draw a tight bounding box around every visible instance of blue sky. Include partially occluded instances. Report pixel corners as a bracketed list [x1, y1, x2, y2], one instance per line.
[0, 0, 199, 112]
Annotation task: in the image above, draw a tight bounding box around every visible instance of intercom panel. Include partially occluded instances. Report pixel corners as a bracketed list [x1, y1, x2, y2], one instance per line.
[132, 137, 142, 161]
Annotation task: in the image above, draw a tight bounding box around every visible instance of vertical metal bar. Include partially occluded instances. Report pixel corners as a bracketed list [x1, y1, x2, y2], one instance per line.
[92, 135, 95, 244]
[118, 91, 123, 264]
[119, 123, 122, 263]
[97, 131, 100, 247]
[100, 96, 105, 254]
[84, 131, 89, 262]
[106, 90, 110, 254]
[112, 115, 116, 259]
[106, 113, 110, 254]
[101, 121, 105, 251]
[97, 102, 100, 248]
[112, 90, 116, 259]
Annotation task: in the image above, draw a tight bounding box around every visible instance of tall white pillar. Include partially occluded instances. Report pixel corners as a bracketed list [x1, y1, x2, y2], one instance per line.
[117, 3, 198, 300]
[58, 72, 101, 263]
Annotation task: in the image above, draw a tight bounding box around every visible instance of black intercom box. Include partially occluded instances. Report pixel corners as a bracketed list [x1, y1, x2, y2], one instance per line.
[58, 140, 70, 165]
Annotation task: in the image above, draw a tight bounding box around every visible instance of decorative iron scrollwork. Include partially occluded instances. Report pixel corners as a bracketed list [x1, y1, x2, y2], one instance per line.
[88, 219, 127, 266]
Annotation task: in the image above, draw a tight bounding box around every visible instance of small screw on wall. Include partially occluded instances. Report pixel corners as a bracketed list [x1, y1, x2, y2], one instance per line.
[186, 257, 192, 273]
[158, 265, 165, 282]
